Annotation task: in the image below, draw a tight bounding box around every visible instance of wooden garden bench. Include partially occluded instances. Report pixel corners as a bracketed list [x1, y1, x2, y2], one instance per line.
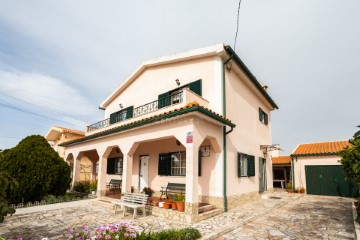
[112, 193, 148, 219]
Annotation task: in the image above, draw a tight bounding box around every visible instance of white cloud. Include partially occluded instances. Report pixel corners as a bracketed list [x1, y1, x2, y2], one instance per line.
[0, 70, 96, 126]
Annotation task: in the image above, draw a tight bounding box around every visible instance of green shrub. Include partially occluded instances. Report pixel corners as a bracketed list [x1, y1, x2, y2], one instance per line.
[73, 181, 91, 193]
[137, 228, 201, 240]
[0, 172, 17, 222]
[0, 135, 71, 203]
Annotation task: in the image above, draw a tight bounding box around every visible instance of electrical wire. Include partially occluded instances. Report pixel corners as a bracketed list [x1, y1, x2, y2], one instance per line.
[234, 0, 242, 51]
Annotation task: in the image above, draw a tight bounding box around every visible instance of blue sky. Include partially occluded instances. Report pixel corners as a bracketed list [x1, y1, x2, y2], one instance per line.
[0, 0, 359, 155]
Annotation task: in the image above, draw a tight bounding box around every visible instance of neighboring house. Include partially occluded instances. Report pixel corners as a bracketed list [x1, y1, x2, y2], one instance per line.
[59, 44, 278, 222]
[291, 140, 358, 197]
[272, 156, 291, 188]
[45, 126, 94, 181]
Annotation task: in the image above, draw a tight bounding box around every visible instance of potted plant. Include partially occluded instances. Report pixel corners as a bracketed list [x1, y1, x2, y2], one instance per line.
[89, 180, 97, 195]
[143, 187, 154, 197]
[297, 187, 305, 193]
[175, 193, 185, 212]
[285, 182, 294, 193]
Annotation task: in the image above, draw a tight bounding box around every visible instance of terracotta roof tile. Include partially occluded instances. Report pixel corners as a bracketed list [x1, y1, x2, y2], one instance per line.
[292, 140, 351, 156]
[272, 156, 291, 165]
[54, 126, 85, 135]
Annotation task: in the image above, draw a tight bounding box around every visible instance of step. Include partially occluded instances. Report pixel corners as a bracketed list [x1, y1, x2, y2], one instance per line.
[198, 208, 223, 221]
[198, 204, 214, 213]
[91, 198, 115, 209]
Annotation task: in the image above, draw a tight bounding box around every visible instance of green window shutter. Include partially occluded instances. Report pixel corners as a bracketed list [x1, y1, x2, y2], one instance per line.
[158, 92, 171, 109]
[125, 106, 134, 119]
[247, 155, 255, 177]
[189, 79, 202, 96]
[237, 152, 241, 177]
[107, 158, 115, 174]
[264, 113, 268, 125]
[198, 151, 202, 177]
[110, 112, 118, 124]
[259, 108, 263, 122]
[158, 153, 171, 175]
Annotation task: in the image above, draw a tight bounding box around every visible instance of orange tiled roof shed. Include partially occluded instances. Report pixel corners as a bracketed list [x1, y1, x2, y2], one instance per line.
[291, 140, 351, 156]
[272, 156, 291, 165]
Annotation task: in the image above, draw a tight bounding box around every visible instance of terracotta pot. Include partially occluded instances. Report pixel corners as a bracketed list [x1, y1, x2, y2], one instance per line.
[176, 202, 185, 212]
[153, 201, 159, 207]
[171, 202, 177, 210]
[164, 203, 171, 209]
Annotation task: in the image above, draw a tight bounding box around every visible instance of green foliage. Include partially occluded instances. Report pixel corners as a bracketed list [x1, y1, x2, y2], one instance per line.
[0, 135, 71, 203]
[285, 182, 292, 189]
[0, 171, 17, 222]
[340, 137, 360, 183]
[140, 227, 201, 240]
[174, 193, 185, 202]
[89, 180, 97, 191]
[73, 181, 91, 193]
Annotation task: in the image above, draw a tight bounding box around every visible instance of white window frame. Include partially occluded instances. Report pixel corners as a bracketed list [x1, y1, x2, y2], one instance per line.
[171, 152, 186, 176]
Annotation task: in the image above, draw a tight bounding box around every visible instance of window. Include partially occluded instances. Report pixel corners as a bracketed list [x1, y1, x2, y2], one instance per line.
[237, 153, 255, 177]
[109, 106, 134, 124]
[158, 152, 186, 176]
[158, 79, 202, 109]
[107, 157, 123, 175]
[259, 108, 268, 125]
[171, 152, 186, 176]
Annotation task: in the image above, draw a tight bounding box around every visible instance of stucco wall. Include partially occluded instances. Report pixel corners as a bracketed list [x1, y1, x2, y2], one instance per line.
[293, 155, 341, 189]
[225, 64, 273, 196]
[105, 56, 216, 119]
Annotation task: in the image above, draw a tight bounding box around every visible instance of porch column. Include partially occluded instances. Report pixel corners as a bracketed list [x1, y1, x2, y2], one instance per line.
[122, 153, 133, 193]
[185, 136, 201, 223]
[90, 160, 97, 181]
[72, 151, 83, 190]
[97, 148, 108, 196]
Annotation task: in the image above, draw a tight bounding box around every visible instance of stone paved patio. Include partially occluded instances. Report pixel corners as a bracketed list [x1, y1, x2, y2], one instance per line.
[0, 192, 355, 240]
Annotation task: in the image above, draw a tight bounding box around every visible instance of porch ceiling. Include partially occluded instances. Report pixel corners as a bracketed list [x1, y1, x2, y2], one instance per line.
[59, 102, 235, 147]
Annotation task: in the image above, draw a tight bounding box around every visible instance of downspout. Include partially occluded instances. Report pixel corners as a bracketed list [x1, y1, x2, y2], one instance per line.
[222, 55, 233, 212]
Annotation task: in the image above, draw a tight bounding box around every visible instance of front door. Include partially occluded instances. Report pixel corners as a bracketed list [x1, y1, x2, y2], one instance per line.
[259, 157, 267, 193]
[139, 156, 149, 192]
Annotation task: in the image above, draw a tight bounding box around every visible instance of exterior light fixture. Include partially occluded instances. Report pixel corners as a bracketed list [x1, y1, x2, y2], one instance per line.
[175, 79, 180, 86]
[119, 104, 123, 109]
[176, 140, 181, 146]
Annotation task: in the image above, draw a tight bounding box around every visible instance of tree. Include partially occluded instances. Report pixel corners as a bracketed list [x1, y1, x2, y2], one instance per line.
[0, 171, 17, 222]
[340, 128, 360, 183]
[354, 125, 360, 138]
[0, 135, 71, 203]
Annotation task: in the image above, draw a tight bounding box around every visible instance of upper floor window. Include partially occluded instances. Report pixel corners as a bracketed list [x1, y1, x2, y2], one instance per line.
[110, 106, 134, 124]
[259, 108, 268, 125]
[158, 79, 202, 109]
[237, 152, 255, 177]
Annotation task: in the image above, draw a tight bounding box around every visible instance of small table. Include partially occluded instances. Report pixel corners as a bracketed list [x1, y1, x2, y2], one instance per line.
[273, 179, 286, 188]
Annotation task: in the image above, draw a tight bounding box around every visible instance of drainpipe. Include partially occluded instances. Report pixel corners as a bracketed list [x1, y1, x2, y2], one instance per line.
[222, 55, 233, 212]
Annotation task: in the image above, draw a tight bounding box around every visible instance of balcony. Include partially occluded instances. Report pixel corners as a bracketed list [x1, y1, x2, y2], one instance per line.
[86, 89, 209, 134]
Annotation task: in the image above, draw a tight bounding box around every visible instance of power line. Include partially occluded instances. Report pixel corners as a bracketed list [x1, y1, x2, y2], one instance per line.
[234, 0, 242, 51]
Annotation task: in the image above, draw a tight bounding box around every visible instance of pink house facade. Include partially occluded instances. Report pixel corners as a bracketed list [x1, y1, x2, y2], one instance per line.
[60, 44, 278, 222]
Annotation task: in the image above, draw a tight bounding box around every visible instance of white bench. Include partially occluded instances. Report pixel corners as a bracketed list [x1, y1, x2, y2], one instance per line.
[112, 192, 148, 219]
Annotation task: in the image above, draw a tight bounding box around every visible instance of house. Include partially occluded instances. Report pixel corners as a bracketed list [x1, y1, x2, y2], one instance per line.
[59, 44, 278, 222]
[272, 155, 291, 188]
[44, 126, 93, 181]
[291, 140, 358, 197]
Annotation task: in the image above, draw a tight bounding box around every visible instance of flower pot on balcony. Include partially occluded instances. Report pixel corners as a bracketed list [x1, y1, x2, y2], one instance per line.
[171, 202, 177, 210]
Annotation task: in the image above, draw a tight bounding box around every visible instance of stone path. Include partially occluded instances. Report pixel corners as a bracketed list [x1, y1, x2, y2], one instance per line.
[0, 192, 355, 240]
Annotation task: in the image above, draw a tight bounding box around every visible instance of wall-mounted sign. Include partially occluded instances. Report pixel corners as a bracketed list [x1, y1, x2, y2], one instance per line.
[186, 132, 193, 143]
